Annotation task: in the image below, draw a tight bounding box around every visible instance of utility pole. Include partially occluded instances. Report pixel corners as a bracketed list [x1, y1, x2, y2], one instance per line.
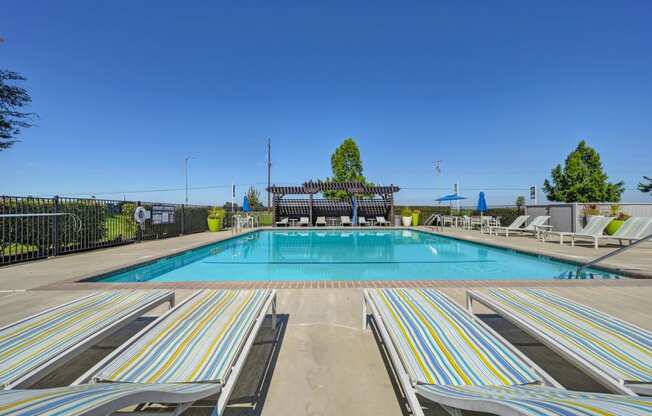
[267, 138, 272, 209]
[185, 156, 196, 203]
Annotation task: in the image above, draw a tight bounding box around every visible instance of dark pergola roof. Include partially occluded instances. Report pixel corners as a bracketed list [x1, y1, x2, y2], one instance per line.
[267, 180, 400, 195]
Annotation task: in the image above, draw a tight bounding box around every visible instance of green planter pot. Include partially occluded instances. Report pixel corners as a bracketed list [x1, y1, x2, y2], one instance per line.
[605, 219, 624, 236]
[411, 212, 420, 226]
[207, 218, 222, 232]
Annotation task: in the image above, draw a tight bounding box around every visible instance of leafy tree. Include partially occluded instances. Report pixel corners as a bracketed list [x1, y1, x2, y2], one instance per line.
[640, 176, 652, 195]
[515, 196, 526, 208]
[1, 70, 36, 150]
[245, 186, 264, 209]
[543, 140, 624, 202]
[324, 138, 371, 199]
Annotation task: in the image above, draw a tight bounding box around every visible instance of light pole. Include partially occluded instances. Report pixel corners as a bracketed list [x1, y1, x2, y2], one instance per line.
[185, 157, 196, 204]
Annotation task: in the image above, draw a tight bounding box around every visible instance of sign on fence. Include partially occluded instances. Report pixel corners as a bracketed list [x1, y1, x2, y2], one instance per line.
[152, 205, 176, 224]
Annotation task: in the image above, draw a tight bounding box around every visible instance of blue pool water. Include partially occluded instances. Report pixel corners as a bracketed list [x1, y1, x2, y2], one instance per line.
[96, 230, 619, 282]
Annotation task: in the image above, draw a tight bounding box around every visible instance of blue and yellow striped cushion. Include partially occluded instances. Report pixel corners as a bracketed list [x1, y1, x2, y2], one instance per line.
[0, 382, 218, 416]
[95, 289, 270, 384]
[368, 288, 540, 386]
[486, 289, 652, 383]
[0, 290, 172, 388]
[416, 384, 652, 416]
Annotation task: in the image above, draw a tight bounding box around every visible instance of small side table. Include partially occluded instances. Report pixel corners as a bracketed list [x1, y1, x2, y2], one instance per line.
[288, 218, 298, 227]
[534, 224, 553, 241]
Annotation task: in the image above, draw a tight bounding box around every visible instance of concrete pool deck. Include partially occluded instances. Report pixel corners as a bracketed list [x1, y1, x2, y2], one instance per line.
[0, 228, 650, 415]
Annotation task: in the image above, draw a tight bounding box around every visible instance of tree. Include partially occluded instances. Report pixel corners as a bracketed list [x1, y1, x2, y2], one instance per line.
[1, 70, 36, 150]
[245, 186, 264, 209]
[543, 140, 624, 202]
[515, 196, 526, 208]
[323, 138, 371, 199]
[640, 176, 652, 195]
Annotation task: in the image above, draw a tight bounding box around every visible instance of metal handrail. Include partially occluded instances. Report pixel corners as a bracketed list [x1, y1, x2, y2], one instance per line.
[576, 232, 652, 276]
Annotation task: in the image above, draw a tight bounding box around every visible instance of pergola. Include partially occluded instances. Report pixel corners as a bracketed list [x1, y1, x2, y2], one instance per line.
[267, 180, 400, 225]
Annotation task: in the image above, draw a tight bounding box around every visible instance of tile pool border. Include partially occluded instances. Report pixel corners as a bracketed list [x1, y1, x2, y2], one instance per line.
[55, 226, 649, 288]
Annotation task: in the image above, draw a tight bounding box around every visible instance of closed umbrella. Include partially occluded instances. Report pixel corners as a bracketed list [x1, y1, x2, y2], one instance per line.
[477, 192, 488, 230]
[242, 196, 251, 213]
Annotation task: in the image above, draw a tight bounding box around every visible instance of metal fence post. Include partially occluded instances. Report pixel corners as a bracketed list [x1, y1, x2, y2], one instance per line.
[52, 195, 60, 257]
[181, 204, 185, 235]
[137, 201, 142, 243]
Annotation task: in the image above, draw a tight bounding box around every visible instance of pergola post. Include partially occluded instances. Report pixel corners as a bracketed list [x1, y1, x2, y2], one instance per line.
[309, 193, 313, 225]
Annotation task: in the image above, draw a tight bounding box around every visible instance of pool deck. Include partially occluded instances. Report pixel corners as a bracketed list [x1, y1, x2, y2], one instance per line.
[0, 228, 650, 415]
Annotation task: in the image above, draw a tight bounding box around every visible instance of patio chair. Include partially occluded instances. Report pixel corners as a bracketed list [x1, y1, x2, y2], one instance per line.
[507, 215, 550, 237]
[358, 216, 367, 226]
[275, 217, 289, 227]
[363, 288, 651, 416]
[594, 217, 652, 246]
[70, 289, 277, 415]
[0, 290, 174, 389]
[467, 288, 652, 396]
[547, 216, 613, 248]
[298, 217, 310, 227]
[340, 216, 352, 226]
[315, 216, 326, 226]
[375, 216, 388, 226]
[487, 215, 529, 236]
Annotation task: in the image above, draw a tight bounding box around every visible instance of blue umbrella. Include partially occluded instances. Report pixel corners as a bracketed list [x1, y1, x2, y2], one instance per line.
[436, 193, 467, 215]
[435, 194, 467, 202]
[242, 196, 251, 212]
[477, 192, 487, 213]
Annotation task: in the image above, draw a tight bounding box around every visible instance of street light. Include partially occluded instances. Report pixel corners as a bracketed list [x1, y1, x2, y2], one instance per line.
[185, 156, 196, 203]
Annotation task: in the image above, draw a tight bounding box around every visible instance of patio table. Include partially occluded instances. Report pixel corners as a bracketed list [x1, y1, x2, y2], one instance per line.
[288, 218, 298, 227]
[327, 218, 339, 227]
[534, 224, 554, 241]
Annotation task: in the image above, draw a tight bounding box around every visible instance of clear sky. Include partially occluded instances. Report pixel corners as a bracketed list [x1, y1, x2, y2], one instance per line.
[2, 1, 651, 206]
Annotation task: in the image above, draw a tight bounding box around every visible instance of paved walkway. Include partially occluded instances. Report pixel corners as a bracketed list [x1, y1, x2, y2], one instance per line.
[0, 228, 650, 416]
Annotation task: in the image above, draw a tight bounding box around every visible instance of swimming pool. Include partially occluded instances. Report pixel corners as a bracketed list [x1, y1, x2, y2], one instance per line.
[95, 230, 619, 282]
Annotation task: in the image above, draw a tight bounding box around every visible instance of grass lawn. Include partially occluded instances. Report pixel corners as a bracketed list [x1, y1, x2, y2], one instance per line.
[105, 215, 138, 240]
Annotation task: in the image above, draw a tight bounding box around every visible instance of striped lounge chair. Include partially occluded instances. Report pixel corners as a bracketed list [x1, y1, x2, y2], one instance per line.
[467, 288, 652, 396]
[0, 290, 174, 389]
[363, 288, 652, 416]
[0, 289, 277, 415]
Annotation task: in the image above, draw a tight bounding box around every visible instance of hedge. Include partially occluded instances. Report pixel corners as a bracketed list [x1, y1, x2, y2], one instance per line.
[395, 205, 523, 226]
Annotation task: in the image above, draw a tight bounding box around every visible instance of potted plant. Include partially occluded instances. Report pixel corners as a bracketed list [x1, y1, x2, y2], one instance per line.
[605, 205, 630, 235]
[411, 209, 421, 226]
[401, 207, 412, 226]
[207, 207, 226, 232]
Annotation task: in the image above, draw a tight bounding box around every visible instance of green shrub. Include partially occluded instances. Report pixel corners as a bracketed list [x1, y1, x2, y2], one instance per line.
[400, 207, 412, 217]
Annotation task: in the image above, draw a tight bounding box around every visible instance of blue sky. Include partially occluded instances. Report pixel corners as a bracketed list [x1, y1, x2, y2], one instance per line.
[2, 1, 651, 206]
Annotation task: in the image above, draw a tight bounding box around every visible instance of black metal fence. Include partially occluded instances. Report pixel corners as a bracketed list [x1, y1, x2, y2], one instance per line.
[0, 195, 213, 265]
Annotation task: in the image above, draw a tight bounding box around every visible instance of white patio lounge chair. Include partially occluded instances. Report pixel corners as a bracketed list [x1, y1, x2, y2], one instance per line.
[375, 216, 388, 226]
[298, 217, 310, 226]
[547, 215, 613, 248]
[468, 288, 652, 396]
[488, 215, 529, 236]
[358, 216, 367, 226]
[363, 288, 652, 416]
[0, 290, 174, 389]
[275, 217, 289, 227]
[315, 216, 326, 226]
[596, 217, 652, 246]
[509, 215, 550, 237]
[340, 216, 352, 226]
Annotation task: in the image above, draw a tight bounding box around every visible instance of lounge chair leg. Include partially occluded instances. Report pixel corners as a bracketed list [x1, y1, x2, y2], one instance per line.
[466, 292, 473, 313]
[271, 294, 277, 330]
